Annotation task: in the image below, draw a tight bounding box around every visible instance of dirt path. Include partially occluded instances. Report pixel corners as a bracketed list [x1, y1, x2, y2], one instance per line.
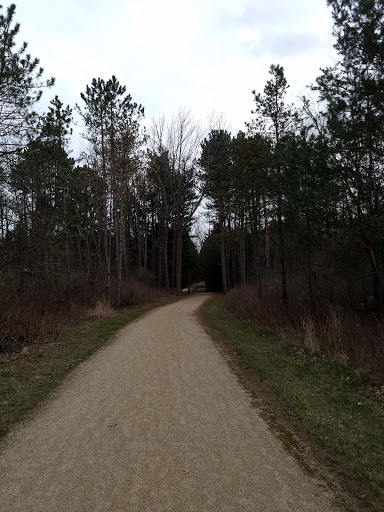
[0, 295, 338, 511]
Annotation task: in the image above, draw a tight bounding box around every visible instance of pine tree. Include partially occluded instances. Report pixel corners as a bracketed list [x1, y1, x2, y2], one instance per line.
[250, 64, 299, 304]
[78, 76, 145, 305]
[9, 97, 74, 275]
[0, 2, 54, 276]
[316, 0, 384, 308]
[0, 3, 54, 157]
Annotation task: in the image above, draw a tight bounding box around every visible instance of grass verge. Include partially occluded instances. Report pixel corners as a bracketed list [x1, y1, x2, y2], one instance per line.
[199, 296, 384, 512]
[0, 296, 176, 440]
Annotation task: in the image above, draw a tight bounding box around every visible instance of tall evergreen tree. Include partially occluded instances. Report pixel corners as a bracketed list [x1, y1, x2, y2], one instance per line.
[0, 3, 54, 157]
[315, 0, 384, 308]
[0, 2, 54, 276]
[9, 97, 74, 274]
[249, 64, 299, 304]
[78, 76, 145, 305]
[231, 131, 270, 285]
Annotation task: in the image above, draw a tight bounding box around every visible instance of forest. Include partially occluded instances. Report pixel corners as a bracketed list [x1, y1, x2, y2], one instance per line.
[1, 1, 384, 377]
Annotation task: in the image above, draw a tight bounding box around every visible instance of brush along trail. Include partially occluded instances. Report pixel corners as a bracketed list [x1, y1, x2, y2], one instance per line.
[0, 295, 338, 511]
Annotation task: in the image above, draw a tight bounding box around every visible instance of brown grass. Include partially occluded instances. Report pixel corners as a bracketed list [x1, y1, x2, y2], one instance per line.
[85, 299, 115, 319]
[225, 285, 384, 384]
[0, 273, 167, 355]
[119, 277, 164, 306]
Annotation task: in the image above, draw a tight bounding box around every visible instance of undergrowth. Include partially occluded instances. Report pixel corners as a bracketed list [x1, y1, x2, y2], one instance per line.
[225, 285, 384, 384]
[0, 274, 164, 354]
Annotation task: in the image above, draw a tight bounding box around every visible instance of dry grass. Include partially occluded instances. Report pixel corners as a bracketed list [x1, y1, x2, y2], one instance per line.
[85, 299, 115, 319]
[120, 277, 164, 306]
[301, 314, 320, 353]
[0, 306, 66, 354]
[0, 273, 167, 355]
[225, 285, 384, 384]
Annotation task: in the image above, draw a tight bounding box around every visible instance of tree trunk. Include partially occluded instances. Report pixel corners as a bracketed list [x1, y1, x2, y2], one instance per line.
[136, 201, 142, 272]
[171, 229, 176, 289]
[143, 211, 148, 276]
[116, 203, 124, 308]
[163, 222, 170, 291]
[220, 212, 228, 293]
[103, 205, 111, 302]
[239, 211, 246, 286]
[175, 223, 183, 294]
[262, 191, 270, 269]
[306, 212, 313, 310]
[277, 193, 287, 304]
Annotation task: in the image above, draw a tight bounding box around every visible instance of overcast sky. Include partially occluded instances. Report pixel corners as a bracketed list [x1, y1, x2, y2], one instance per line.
[12, 0, 337, 148]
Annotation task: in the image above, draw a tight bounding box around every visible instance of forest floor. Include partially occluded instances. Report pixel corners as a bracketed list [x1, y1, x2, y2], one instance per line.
[0, 294, 339, 511]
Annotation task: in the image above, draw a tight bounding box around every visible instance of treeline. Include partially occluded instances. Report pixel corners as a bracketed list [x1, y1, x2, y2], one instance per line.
[1, 0, 384, 359]
[201, 0, 384, 317]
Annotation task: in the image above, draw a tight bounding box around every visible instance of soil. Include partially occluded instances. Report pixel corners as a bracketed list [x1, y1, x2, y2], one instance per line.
[0, 295, 339, 511]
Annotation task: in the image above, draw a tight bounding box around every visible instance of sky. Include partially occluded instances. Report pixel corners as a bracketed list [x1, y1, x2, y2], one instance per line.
[11, 0, 338, 152]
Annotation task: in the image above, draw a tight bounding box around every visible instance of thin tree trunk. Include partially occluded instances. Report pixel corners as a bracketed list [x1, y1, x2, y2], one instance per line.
[151, 209, 157, 276]
[239, 210, 246, 285]
[116, 207, 124, 308]
[175, 223, 183, 294]
[220, 211, 228, 293]
[171, 229, 176, 289]
[262, 191, 270, 269]
[306, 211, 313, 310]
[158, 203, 170, 291]
[143, 210, 148, 276]
[136, 201, 142, 271]
[163, 221, 170, 291]
[277, 193, 287, 304]
[104, 196, 111, 303]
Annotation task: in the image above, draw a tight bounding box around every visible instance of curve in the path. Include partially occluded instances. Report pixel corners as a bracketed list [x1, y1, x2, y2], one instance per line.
[0, 295, 337, 511]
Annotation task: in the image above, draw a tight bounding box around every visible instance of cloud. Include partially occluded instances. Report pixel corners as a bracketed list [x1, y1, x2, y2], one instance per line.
[13, 0, 337, 139]
[253, 31, 322, 58]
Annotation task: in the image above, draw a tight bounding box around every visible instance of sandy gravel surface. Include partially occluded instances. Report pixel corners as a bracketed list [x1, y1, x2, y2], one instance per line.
[0, 295, 338, 511]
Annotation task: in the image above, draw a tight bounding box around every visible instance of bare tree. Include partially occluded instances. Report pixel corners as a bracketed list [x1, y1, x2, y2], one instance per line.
[149, 109, 203, 293]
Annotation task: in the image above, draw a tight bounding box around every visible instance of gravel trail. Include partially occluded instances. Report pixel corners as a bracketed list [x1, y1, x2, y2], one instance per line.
[0, 295, 337, 511]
